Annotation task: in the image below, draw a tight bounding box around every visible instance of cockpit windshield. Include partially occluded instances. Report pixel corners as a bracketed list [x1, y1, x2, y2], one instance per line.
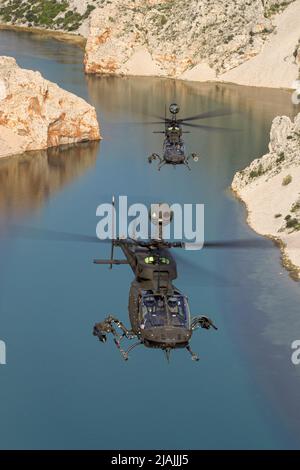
[164, 140, 185, 155]
[167, 296, 189, 327]
[140, 294, 190, 329]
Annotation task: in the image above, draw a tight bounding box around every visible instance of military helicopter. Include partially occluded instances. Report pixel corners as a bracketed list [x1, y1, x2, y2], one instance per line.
[146, 103, 237, 170]
[8, 209, 275, 362]
[93, 205, 217, 362]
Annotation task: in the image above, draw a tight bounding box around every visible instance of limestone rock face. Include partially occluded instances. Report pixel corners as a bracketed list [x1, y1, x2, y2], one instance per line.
[84, 0, 294, 80]
[232, 113, 300, 191]
[231, 112, 300, 277]
[0, 56, 100, 159]
[0, 0, 297, 86]
[219, 0, 300, 89]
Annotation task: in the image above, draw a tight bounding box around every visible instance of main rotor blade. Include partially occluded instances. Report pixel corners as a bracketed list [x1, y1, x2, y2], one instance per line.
[152, 115, 166, 121]
[129, 120, 168, 125]
[181, 122, 240, 132]
[174, 251, 232, 287]
[5, 225, 105, 244]
[203, 238, 277, 249]
[178, 109, 234, 122]
[4, 225, 277, 250]
[94, 259, 129, 265]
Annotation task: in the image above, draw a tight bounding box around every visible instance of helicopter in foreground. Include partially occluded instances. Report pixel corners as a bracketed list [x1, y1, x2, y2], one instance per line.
[146, 103, 237, 170]
[10, 208, 274, 362]
[93, 207, 217, 362]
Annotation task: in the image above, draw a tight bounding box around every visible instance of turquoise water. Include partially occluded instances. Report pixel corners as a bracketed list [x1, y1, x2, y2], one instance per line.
[0, 30, 300, 449]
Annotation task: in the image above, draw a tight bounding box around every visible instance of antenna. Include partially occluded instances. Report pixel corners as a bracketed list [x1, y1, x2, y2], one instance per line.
[130, 217, 137, 242]
[110, 195, 115, 269]
[159, 216, 163, 241]
[164, 348, 171, 363]
[149, 204, 173, 241]
[157, 249, 161, 293]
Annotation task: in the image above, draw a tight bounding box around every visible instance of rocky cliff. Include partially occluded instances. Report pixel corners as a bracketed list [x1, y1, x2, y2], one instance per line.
[232, 112, 300, 278]
[83, 0, 298, 83]
[0, 56, 100, 159]
[220, 0, 300, 88]
[1, 1, 298, 87]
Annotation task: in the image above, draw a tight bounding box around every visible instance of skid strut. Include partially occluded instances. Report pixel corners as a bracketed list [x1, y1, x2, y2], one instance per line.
[148, 153, 162, 164]
[186, 345, 199, 361]
[93, 315, 138, 361]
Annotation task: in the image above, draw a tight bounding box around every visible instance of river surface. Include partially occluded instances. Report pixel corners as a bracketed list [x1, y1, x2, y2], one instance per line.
[0, 30, 300, 450]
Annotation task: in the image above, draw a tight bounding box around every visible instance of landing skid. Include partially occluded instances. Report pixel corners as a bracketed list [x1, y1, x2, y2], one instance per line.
[185, 316, 217, 362]
[186, 344, 199, 361]
[183, 159, 191, 171]
[158, 161, 166, 171]
[148, 154, 192, 171]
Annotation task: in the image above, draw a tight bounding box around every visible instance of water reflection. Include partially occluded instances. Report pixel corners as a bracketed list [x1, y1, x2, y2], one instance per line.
[86, 75, 298, 124]
[0, 28, 84, 64]
[86, 75, 298, 185]
[0, 141, 99, 219]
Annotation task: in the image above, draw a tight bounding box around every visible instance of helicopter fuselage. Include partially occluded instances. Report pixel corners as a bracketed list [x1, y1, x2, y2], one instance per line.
[93, 236, 217, 361]
[120, 242, 192, 350]
[163, 121, 186, 164]
[128, 281, 192, 350]
[148, 114, 198, 170]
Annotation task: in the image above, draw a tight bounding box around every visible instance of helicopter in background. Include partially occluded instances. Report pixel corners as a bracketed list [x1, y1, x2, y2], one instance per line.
[147, 103, 237, 170]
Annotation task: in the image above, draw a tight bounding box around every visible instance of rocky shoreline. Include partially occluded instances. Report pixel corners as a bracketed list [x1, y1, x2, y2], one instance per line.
[0, 23, 86, 47]
[232, 112, 300, 279]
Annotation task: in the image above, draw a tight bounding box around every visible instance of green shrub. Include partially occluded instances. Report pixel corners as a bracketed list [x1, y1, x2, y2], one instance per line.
[282, 174, 292, 186]
[83, 4, 96, 19]
[0, 0, 70, 27]
[160, 15, 167, 26]
[274, 213, 282, 218]
[291, 201, 300, 212]
[249, 163, 264, 178]
[0, 1, 98, 31]
[276, 152, 285, 163]
[286, 218, 300, 230]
